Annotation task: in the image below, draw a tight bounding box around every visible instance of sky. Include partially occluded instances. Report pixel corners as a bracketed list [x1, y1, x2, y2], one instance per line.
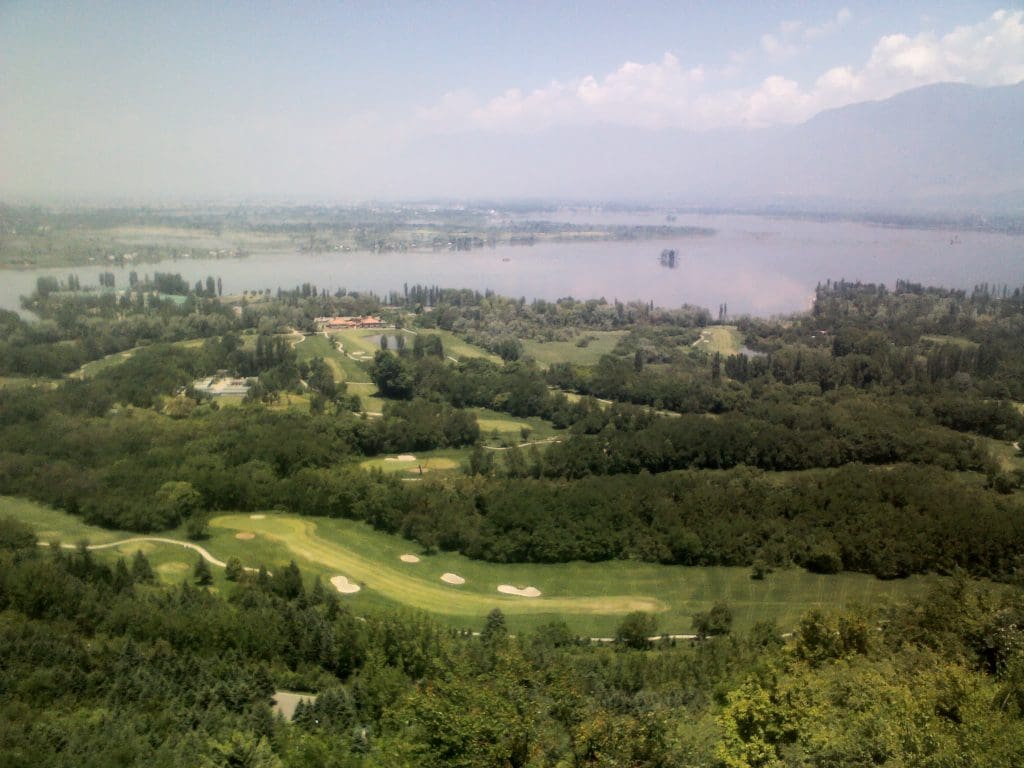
[2, 1, 1023, 202]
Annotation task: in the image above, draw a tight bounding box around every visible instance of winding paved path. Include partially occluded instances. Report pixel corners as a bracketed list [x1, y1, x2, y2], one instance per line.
[47, 537, 227, 566]
[43, 537, 267, 573]
[482, 438, 562, 451]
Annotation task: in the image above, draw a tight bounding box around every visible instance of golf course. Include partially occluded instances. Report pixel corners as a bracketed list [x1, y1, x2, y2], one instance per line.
[3, 494, 933, 637]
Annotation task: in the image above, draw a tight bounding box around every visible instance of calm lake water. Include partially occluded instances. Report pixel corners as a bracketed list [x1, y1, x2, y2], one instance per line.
[2, 213, 1021, 317]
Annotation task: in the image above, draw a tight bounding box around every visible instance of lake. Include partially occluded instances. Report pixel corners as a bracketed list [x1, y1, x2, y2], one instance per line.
[2, 213, 1021, 317]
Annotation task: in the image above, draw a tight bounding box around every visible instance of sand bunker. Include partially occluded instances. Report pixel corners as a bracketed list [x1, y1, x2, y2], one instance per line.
[497, 584, 542, 598]
[400, 554, 420, 563]
[330, 575, 361, 594]
[235, 532, 256, 540]
[440, 572, 466, 585]
[384, 454, 418, 462]
[249, 514, 266, 519]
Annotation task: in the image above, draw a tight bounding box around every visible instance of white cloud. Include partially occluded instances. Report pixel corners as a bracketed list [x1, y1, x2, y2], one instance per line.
[417, 9, 1024, 133]
[761, 8, 852, 58]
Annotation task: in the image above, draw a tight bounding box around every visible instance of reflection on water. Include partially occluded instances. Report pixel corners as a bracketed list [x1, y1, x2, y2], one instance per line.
[1, 213, 1020, 318]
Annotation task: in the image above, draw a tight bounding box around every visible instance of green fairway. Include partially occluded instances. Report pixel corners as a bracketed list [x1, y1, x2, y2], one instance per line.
[207, 514, 938, 636]
[72, 347, 139, 379]
[472, 407, 561, 446]
[359, 448, 469, 475]
[693, 325, 744, 355]
[920, 334, 980, 349]
[521, 331, 627, 369]
[0, 496, 233, 591]
[1, 497, 134, 544]
[331, 328, 415, 359]
[413, 329, 502, 363]
[292, 331, 388, 411]
[2, 495, 935, 637]
[346, 381, 386, 413]
[292, 332, 347, 382]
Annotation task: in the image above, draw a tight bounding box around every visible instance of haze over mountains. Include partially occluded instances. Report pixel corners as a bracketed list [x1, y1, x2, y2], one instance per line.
[403, 81, 1024, 212]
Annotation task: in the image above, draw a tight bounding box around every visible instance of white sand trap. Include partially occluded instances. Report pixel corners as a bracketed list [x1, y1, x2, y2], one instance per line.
[440, 572, 466, 585]
[400, 554, 420, 563]
[235, 532, 256, 540]
[249, 514, 266, 519]
[330, 575, 361, 594]
[397, 454, 416, 461]
[498, 584, 542, 597]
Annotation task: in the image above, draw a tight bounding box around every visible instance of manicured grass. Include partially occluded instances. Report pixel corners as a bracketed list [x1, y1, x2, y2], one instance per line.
[471, 407, 561, 447]
[521, 331, 627, 369]
[208, 513, 934, 636]
[331, 328, 415, 359]
[293, 333, 346, 381]
[324, 330, 383, 383]
[359, 448, 469, 476]
[693, 325, 743, 355]
[413, 329, 502, 364]
[2, 495, 938, 637]
[72, 348, 139, 379]
[0, 497, 133, 544]
[0, 496, 234, 592]
[346, 381, 386, 413]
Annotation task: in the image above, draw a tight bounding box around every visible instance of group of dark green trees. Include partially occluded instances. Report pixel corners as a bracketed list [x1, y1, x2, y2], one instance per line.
[3, 515, 1024, 766]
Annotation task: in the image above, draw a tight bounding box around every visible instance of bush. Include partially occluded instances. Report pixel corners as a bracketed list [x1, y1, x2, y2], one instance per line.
[615, 611, 657, 649]
[693, 602, 732, 638]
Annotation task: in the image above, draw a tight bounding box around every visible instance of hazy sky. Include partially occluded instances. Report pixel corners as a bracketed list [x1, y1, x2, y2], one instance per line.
[2, 1, 1022, 202]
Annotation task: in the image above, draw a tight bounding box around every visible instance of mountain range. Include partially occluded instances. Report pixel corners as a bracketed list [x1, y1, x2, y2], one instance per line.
[401, 82, 1024, 212]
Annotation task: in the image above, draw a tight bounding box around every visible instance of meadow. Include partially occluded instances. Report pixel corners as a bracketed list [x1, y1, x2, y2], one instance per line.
[2, 495, 934, 637]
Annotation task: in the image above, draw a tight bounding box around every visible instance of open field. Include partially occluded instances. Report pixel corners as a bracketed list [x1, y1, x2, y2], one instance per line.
[692, 325, 744, 355]
[2, 495, 936, 637]
[521, 331, 627, 368]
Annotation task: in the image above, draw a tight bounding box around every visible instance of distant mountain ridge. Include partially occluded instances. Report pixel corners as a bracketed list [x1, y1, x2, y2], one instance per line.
[773, 81, 1024, 207]
[402, 81, 1024, 212]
